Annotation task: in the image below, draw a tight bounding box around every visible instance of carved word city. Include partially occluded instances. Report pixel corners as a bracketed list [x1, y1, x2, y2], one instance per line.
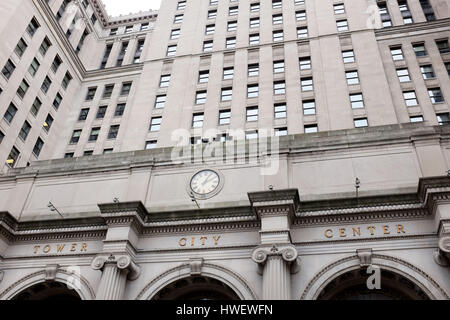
[324, 224, 406, 239]
[33, 243, 88, 254]
[178, 236, 221, 247]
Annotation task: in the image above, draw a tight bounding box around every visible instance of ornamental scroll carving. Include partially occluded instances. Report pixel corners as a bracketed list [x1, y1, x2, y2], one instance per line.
[91, 254, 141, 280]
[252, 244, 300, 274]
[434, 221, 450, 267]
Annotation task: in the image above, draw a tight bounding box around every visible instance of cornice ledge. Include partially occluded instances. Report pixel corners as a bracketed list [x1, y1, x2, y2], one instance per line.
[375, 18, 450, 37]
[418, 176, 450, 202]
[98, 201, 148, 226]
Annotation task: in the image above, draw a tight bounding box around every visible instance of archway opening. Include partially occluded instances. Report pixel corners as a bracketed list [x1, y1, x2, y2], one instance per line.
[12, 281, 81, 301]
[317, 268, 430, 300]
[152, 276, 240, 300]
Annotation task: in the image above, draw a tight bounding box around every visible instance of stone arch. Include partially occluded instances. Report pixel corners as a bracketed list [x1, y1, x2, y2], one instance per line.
[0, 269, 95, 300]
[300, 254, 449, 300]
[136, 263, 258, 300]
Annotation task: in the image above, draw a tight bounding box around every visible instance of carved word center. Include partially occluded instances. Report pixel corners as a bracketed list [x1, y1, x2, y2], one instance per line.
[33, 243, 88, 254]
[178, 236, 221, 247]
[324, 224, 406, 239]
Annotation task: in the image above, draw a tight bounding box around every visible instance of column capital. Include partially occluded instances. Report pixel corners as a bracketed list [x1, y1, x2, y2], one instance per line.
[91, 253, 141, 280]
[434, 220, 450, 267]
[252, 244, 298, 265]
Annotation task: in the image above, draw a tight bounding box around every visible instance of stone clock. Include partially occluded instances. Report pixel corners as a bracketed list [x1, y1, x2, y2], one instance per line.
[188, 169, 224, 200]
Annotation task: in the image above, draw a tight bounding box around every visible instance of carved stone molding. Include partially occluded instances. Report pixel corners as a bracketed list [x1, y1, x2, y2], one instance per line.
[91, 254, 140, 281]
[189, 258, 204, 276]
[44, 265, 59, 281]
[356, 249, 372, 267]
[434, 220, 450, 267]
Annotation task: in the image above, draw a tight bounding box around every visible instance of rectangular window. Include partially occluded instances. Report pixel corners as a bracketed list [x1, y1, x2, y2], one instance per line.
[226, 37, 236, 49]
[303, 100, 316, 115]
[160, 75, 171, 87]
[246, 107, 258, 122]
[114, 103, 126, 116]
[154, 95, 166, 109]
[413, 43, 427, 57]
[274, 60, 285, 73]
[272, 0, 282, 9]
[196, 91, 207, 104]
[78, 108, 89, 121]
[273, 14, 283, 25]
[19, 121, 32, 141]
[150, 117, 162, 132]
[16, 79, 30, 99]
[120, 82, 132, 96]
[4, 103, 17, 123]
[110, 28, 118, 36]
[420, 65, 435, 79]
[396, 68, 411, 82]
[177, 1, 187, 10]
[436, 39, 450, 54]
[89, 127, 100, 141]
[378, 2, 392, 27]
[29, 58, 41, 76]
[410, 116, 424, 123]
[219, 109, 231, 125]
[346, 71, 359, 85]
[273, 31, 284, 42]
[145, 140, 157, 150]
[398, 0, 413, 24]
[299, 57, 311, 70]
[390, 46, 404, 61]
[133, 40, 144, 64]
[103, 84, 114, 98]
[437, 113, 450, 125]
[31, 98, 42, 116]
[43, 114, 53, 132]
[26, 17, 40, 37]
[51, 55, 62, 73]
[297, 27, 308, 39]
[2, 59, 16, 80]
[250, 18, 260, 28]
[32, 138, 44, 157]
[221, 87, 233, 101]
[96, 106, 107, 119]
[208, 10, 217, 19]
[229, 6, 238, 16]
[108, 125, 120, 139]
[247, 84, 259, 98]
[6, 147, 20, 167]
[199, 70, 209, 83]
[39, 37, 52, 56]
[274, 81, 286, 95]
[223, 67, 234, 80]
[342, 50, 355, 63]
[445, 62, 450, 76]
[274, 103, 287, 118]
[15, 38, 28, 57]
[203, 40, 213, 52]
[100, 44, 112, 69]
[419, 0, 436, 21]
[337, 19, 348, 31]
[53, 93, 63, 110]
[0, 130, 4, 145]
[141, 23, 149, 31]
[206, 25, 215, 35]
[403, 91, 418, 106]
[354, 118, 368, 128]
[116, 42, 128, 67]
[174, 14, 184, 23]
[192, 113, 204, 128]
[41, 76, 52, 94]
[250, 3, 260, 12]
[70, 130, 82, 144]
[170, 29, 181, 40]
[248, 64, 259, 77]
[249, 34, 260, 45]
[228, 21, 237, 31]
[304, 124, 318, 133]
[350, 93, 364, 109]
[167, 45, 177, 57]
[62, 72, 72, 90]
[296, 10, 306, 21]
[428, 88, 444, 103]
[301, 77, 313, 91]
[86, 87, 97, 100]
[334, 4, 345, 14]
[275, 127, 288, 137]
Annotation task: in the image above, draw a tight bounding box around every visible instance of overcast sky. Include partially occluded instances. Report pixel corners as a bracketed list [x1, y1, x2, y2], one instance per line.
[102, 0, 162, 16]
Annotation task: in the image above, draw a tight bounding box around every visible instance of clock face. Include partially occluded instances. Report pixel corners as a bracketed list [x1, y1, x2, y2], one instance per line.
[190, 170, 220, 195]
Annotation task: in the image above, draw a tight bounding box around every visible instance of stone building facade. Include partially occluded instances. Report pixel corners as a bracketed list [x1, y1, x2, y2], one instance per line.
[0, 0, 449, 300]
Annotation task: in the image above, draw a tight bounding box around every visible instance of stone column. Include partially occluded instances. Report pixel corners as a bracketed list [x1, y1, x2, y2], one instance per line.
[252, 244, 298, 300]
[91, 254, 140, 300]
[434, 220, 450, 267]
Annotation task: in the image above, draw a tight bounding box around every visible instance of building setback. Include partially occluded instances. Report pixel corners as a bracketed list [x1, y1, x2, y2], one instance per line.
[0, 0, 449, 300]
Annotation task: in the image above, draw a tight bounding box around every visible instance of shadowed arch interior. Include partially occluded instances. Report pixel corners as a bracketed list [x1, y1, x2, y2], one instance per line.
[12, 281, 81, 301]
[317, 268, 430, 300]
[152, 276, 240, 300]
